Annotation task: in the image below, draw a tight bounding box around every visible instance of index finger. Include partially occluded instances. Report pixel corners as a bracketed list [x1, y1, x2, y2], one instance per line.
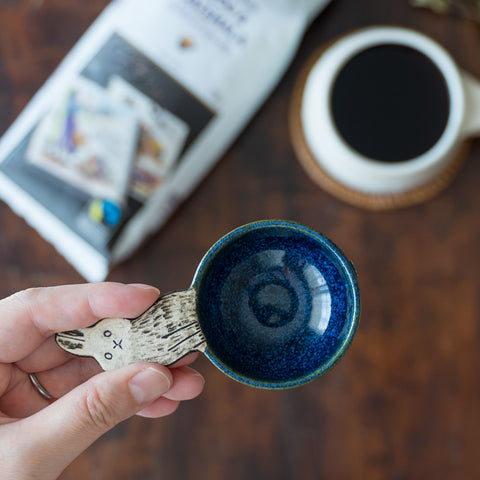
[0, 283, 160, 363]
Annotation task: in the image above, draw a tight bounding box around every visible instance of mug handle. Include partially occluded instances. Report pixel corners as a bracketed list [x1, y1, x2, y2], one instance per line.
[55, 289, 206, 370]
[461, 70, 480, 138]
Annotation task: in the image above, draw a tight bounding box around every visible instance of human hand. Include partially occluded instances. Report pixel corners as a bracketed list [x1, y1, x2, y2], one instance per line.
[0, 283, 205, 479]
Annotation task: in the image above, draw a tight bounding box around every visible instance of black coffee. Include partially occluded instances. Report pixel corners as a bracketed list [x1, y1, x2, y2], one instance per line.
[330, 44, 450, 163]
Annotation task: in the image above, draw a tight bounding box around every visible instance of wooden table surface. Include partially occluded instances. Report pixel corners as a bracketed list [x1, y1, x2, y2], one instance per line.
[1, 1, 480, 479]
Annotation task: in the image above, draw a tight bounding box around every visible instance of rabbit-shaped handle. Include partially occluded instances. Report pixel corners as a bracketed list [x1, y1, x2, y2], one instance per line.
[55, 289, 206, 370]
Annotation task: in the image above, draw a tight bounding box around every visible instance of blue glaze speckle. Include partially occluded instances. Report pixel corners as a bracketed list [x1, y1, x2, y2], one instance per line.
[192, 220, 360, 389]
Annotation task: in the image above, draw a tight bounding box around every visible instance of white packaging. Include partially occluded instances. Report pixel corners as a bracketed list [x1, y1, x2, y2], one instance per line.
[0, 0, 330, 281]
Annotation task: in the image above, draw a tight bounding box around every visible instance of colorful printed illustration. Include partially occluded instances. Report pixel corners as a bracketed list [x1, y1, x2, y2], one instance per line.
[108, 76, 190, 200]
[26, 77, 138, 203]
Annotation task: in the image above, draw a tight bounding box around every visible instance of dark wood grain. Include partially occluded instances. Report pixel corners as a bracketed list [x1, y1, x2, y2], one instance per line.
[1, 1, 479, 479]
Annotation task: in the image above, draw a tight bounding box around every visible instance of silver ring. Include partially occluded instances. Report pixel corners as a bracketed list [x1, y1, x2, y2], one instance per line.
[28, 373, 55, 400]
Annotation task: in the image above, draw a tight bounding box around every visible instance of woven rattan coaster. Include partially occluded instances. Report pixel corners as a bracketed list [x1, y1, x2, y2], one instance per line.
[289, 44, 470, 211]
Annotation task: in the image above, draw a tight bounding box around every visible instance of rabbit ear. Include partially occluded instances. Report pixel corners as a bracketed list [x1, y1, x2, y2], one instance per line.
[55, 329, 87, 354]
[55, 327, 100, 359]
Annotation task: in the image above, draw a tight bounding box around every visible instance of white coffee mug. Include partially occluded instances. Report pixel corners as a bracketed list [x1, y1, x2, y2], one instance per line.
[292, 26, 480, 207]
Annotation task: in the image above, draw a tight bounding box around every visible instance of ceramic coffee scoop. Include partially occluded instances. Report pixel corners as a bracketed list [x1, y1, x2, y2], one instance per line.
[56, 220, 360, 389]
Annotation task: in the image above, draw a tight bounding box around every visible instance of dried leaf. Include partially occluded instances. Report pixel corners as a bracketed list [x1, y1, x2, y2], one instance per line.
[411, 0, 480, 22]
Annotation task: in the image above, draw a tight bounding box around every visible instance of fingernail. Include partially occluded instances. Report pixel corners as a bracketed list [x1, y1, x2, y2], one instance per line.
[128, 284, 160, 295]
[129, 367, 172, 405]
[188, 369, 205, 384]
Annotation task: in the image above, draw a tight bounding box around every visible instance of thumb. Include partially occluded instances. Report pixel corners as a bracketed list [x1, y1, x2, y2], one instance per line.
[14, 364, 172, 479]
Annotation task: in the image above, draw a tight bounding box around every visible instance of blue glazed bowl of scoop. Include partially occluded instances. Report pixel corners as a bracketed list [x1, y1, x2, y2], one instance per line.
[192, 220, 360, 389]
[56, 220, 360, 389]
